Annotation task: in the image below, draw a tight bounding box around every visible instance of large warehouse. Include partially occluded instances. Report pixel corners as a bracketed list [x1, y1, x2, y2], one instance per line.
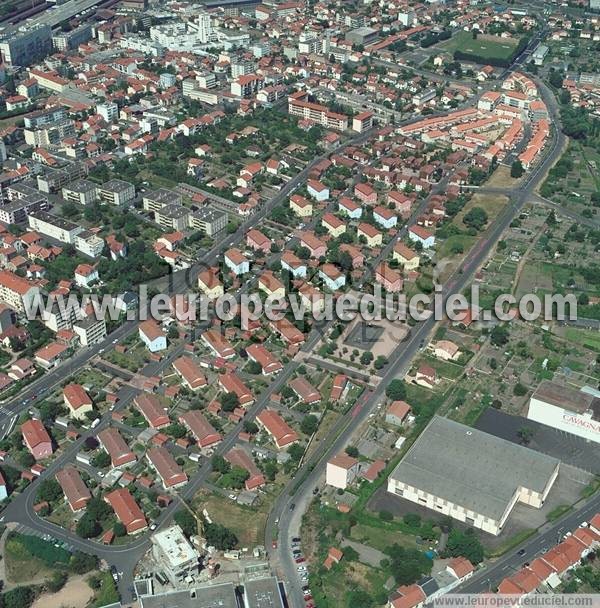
[527, 380, 600, 443]
[388, 416, 560, 535]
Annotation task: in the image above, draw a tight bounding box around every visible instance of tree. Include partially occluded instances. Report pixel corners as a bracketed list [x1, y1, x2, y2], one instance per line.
[86, 496, 112, 522]
[243, 420, 259, 434]
[511, 160, 524, 178]
[76, 513, 101, 538]
[514, 383, 528, 397]
[36, 478, 62, 504]
[46, 571, 68, 593]
[385, 379, 407, 401]
[70, 551, 98, 574]
[113, 522, 127, 537]
[204, 522, 237, 550]
[220, 392, 240, 412]
[174, 509, 197, 538]
[166, 423, 187, 439]
[211, 454, 231, 474]
[18, 451, 35, 468]
[91, 451, 111, 468]
[403, 513, 422, 529]
[517, 426, 534, 445]
[360, 351, 374, 365]
[386, 544, 432, 585]
[263, 459, 278, 481]
[490, 324, 509, 346]
[300, 414, 319, 435]
[245, 360, 262, 375]
[345, 445, 359, 458]
[288, 443, 305, 462]
[2, 586, 35, 608]
[463, 207, 488, 231]
[218, 466, 249, 490]
[443, 528, 484, 564]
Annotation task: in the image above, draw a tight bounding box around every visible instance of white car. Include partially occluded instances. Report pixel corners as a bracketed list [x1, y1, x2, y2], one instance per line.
[297, 566, 307, 572]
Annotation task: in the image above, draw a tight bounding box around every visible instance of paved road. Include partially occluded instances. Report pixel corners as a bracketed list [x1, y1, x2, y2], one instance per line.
[269, 71, 568, 608]
[0, 54, 562, 606]
[0, 124, 397, 602]
[459, 492, 600, 592]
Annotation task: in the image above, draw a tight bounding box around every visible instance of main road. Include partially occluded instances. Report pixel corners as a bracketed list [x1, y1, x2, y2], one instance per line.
[0, 101, 490, 602]
[269, 72, 568, 608]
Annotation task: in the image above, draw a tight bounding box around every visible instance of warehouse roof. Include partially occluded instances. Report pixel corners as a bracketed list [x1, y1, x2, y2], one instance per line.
[532, 380, 599, 417]
[389, 416, 559, 521]
[139, 582, 237, 608]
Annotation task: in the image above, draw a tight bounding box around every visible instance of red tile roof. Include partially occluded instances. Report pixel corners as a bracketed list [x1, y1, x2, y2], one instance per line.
[257, 409, 298, 448]
[134, 393, 170, 429]
[97, 427, 136, 467]
[179, 410, 222, 448]
[55, 466, 91, 512]
[146, 446, 188, 488]
[104, 488, 147, 534]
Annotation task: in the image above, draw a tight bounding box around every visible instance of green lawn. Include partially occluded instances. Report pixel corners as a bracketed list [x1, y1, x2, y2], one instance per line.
[440, 31, 519, 61]
[565, 328, 600, 352]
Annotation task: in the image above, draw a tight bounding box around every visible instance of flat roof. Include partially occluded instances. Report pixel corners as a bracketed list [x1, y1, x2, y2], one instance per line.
[244, 577, 285, 608]
[532, 380, 598, 416]
[151, 525, 198, 568]
[140, 582, 238, 608]
[390, 416, 559, 521]
[29, 210, 79, 232]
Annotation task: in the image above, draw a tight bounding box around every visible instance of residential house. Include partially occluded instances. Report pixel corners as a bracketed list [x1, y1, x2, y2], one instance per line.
[290, 194, 313, 217]
[22, 419, 53, 460]
[326, 453, 359, 489]
[393, 243, 420, 270]
[256, 409, 298, 449]
[408, 225, 435, 249]
[224, 248, 249, 275]
[63, 383, 93, 420]
[139, 320, 167, 352]
[357, 223, 382, 247]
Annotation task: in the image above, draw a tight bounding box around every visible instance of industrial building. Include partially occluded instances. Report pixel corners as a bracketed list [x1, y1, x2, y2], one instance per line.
[139, 583, 238, 608]
[388, 416, 560, 535]
[244, 576, 285, 608]
[527, 380, 600, 443]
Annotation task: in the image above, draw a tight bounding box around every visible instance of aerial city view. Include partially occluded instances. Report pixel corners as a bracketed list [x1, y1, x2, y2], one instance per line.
[0, 0, 598, 606]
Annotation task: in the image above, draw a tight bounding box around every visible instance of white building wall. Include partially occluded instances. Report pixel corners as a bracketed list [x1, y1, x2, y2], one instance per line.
[528, 398, 600, 444]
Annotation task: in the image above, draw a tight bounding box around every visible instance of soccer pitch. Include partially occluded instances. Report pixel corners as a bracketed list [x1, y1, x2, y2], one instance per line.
[440, 31, 519, 61]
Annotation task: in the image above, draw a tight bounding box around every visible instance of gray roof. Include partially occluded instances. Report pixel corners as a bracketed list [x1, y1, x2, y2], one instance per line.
[244, 577, 284, 608]
[390, 416, 559, 521]
[140, 582, 237, 608]
[533, 380, 598, 416]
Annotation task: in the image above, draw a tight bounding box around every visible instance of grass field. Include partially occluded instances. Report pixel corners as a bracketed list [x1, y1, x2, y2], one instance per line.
[565, 328, 600, 352]
[198, 491, 274, 547]
[453, 193, 509, 228]
[439, 31, 519, 61]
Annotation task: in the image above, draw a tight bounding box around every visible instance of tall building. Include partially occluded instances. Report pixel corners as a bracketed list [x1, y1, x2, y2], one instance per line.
[51, 23, 92, 51]
[197, 11, 213, 44]
[0, 24, 52, 67]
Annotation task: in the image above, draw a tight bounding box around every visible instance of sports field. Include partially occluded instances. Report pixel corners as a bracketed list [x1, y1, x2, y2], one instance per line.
[440, 31, 519, 62]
